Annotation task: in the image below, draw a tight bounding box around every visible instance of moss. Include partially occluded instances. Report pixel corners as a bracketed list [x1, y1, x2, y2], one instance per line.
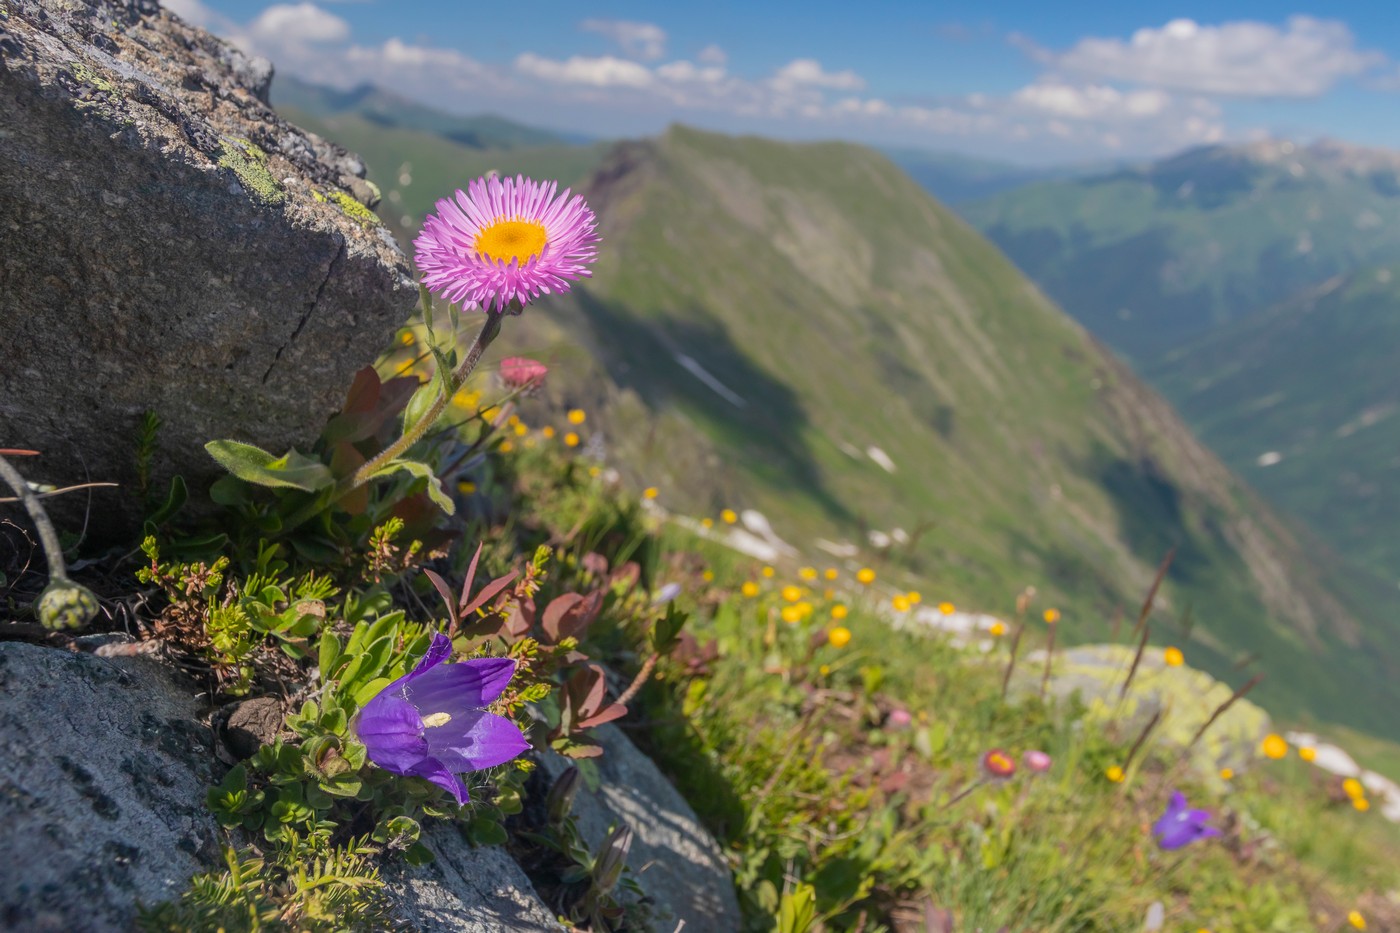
[314, 189, 379, 227]
[69, 64, 117, 96]
[217, 138, 284, 206]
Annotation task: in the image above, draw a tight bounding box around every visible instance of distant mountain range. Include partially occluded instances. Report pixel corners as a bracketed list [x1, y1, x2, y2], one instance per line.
[884, 148, 1122, 205]
[958, 139, 1400, 587]
[964, 139, 1400, 359]
[273, 81, 1400, 734]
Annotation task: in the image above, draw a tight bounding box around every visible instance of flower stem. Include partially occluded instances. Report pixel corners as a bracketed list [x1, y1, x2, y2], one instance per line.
[0, 453, 70, 580]
[348, 309, 504, 490]
[615, 653, 658, 708]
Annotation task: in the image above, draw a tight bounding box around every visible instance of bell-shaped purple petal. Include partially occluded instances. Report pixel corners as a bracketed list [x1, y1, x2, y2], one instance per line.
[352, 633, 528, 803]
[429, 710, 533, 773]
[1152, 790, 1220, 850]
[405, 656, 518, 712]
[356, 694, 430, 773]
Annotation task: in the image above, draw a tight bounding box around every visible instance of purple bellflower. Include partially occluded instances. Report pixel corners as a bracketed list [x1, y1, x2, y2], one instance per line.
[1152, 790, 1221, 850]
[354, 633, 530, 804]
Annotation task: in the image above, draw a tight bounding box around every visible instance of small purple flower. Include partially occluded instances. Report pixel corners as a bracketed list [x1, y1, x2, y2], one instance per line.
[354, 633, 530, 804]
[1152, 790, 1221, 850]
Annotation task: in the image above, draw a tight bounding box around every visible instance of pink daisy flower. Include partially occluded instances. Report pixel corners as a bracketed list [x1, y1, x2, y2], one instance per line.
[414, 175, 600, 313]
[498, 356, 548, 392]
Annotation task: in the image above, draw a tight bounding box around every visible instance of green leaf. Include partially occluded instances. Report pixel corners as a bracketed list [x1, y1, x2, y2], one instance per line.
[318, 632, 342, 680]
[146, 475, 187, 526]
[401, 379, 438, 435]
[368, 458, 454, 515]
[208, 475, 250, 507]
[353, 675, 394, 708]
[777, 883, 817, 933]
[205, 440, 335, 492]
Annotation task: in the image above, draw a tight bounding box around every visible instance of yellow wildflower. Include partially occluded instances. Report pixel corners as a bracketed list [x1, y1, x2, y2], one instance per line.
[1219, 767, 1234, 781]
[720, 508, 738, 524]
[762, 566, 775, 578]
[1260, 734, 1288, 760]
[498, 440, 514, 453]
[892, 595, 911, 612]
[701, 517, 714, 529]
[643, 486, 658, 499]
[794, 601, 813, 619]
[989, 621, 1006, 637]
[456, 480, 476, 494]
[818, 664, 831, 676]
[1344, 777, 1365, 799]
[1349, 910, 1367, 930]
[781, 585, 802, 603]
[541, 425, 556, 439]
[824, 568, 839, 580]
[567, 408, 586, 425]
[1299, 746, 1317, 763]
[799, 567, 818, 581]
[831, 604, 848, 621]
[741, 581, 760, 598]
[399, 330, 415, 346]
[780, 605, 803, 624]
[587, 465, 601, 477]
[1164, 646, 1185, 667]
[702, 570, 714, 583]
[1353, 797, 1371, 813]
[938, 601, 954, 615]
[1105, 765, 1125, 783]
[563, 432, 580, 447]
[828, 626, 852, 648]
[856, 567, 876, 585]
[513, 422, 528, 436]
[1043, 608, 1061, 624]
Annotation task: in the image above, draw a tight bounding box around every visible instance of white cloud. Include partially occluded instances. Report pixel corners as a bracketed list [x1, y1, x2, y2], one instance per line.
[248, 3, 350, 45]
[1013, 83, 1173, 119]
[515, 53, 655, 89]
[696, 44, 727, 67]
[1047, 16, 1384, 97]
[656, 60, 727, 85]
[770, 58, 866, 92]
[579, 19, 667, 61]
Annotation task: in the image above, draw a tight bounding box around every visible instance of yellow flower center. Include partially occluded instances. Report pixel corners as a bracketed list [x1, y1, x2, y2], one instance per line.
[422, 712, 453, 728]
[475, 218, 548, 264]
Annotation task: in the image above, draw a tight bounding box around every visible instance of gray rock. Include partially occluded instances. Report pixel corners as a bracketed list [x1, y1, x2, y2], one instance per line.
[0, 0, 417, 541]
[218, 694, 284, 760]
[0, 642, 223, 932]
[537, 724, 741, 933]
[384, 823, 563, 932]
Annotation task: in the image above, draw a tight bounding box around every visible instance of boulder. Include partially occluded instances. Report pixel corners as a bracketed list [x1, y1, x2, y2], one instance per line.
[0, 0, 417, 539]
[384, 823, 563, 932]
[0, 642, 223, 932]
[1018, 644, 1271, 779]
[536, 723, 742, 933]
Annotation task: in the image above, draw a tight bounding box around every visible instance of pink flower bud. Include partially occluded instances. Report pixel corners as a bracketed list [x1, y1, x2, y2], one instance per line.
[1023, 749, 1052, 773]
[887, 709, 912, 730]
[499, 356, 548, 391]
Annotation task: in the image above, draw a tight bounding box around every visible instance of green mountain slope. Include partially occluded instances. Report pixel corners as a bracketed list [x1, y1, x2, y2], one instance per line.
[962, 140, 1400, 360]
[498, 126, 1400, 735]
[1149, 266, 1400, 583]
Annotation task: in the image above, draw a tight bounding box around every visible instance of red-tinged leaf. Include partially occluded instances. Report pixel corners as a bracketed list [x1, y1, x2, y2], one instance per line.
[423, 569, 458, 626]
[504, 600, 535, 639]
[541, 590, 604, 644]
[328, 443, 368, 514]
[578, 703, 627, 729]
[462, 570, 519, 617]
[342, 366, 382, 415]
[457, 543, 484, 612]
[609, 561, 641, 595]
[567, 664, 608, 719]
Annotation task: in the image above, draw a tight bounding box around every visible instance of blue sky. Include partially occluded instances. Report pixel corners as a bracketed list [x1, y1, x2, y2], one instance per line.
[169, 0, 1400, 163]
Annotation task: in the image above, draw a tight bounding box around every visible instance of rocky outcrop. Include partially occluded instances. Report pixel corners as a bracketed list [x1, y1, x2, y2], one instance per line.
[0, 642, 223, 932]
[0, 0, 417, 539]
[384, 824, 562, 932]
[536, 724, 743, 933]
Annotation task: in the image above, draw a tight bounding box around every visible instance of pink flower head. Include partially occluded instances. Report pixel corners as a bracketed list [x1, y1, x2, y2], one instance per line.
[1023, 749, 1053, 773]
[499, 356, 548, 392]
[415, 175, 600, 313]
[886, 709, 913, 730]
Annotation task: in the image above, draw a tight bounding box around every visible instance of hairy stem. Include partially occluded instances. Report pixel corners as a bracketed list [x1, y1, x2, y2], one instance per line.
[615, 653, 658, 708]
[348, 309, 504, 491]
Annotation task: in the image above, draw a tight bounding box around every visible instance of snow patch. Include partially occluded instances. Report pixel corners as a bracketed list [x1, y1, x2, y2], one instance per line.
[866, 446, 896, 473]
